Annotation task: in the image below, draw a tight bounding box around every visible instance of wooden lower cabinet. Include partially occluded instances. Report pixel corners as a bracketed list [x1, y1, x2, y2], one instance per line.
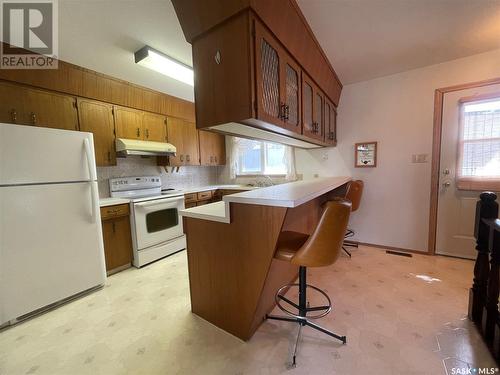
[100, 204, 133, 275]
[184, 189, 247, 206]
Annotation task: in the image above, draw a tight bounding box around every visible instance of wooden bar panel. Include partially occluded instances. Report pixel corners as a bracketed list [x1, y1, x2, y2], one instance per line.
[184, 203, 287, 340]
[182, 185, 348, 340]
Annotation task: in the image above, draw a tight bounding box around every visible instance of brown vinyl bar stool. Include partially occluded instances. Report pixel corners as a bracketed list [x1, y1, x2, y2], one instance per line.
[266, 199, 352, 366]
[342, 180, 364, 257]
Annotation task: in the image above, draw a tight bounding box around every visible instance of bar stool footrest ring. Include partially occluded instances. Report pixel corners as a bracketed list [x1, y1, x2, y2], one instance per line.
[275, 283, 332, 319]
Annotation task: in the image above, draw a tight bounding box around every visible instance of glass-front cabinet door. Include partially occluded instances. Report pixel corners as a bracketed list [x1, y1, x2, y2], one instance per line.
[302, 72, 323, 140]
[324, 97, 337, 145]
[282, 55, 301, 134]
[314, 91, 324, 140]
[302, 76, 313, 137]
[254, 22, 286, 129]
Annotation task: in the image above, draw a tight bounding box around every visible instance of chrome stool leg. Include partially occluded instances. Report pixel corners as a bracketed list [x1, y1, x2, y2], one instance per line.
[266, 267, 346, 365]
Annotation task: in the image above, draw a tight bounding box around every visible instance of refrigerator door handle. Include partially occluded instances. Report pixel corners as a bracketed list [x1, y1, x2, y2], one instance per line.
[83, 138, 97, 181]
[83, 138, 97, 223]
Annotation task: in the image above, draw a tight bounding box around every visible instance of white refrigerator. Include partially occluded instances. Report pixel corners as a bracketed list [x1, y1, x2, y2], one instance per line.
[0, 123, 106, 326]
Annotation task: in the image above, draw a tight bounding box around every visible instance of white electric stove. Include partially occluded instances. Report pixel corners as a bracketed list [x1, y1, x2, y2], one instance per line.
[110, 176, 186, 267]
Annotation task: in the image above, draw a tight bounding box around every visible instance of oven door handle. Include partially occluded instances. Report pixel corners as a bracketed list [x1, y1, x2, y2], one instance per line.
[134, 197, 183, 208]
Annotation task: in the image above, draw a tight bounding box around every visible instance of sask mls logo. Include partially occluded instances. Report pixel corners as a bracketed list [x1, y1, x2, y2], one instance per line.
[0, 0, 58, 69]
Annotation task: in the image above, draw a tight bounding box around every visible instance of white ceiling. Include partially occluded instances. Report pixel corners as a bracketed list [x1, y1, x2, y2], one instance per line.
[58, 0, 194, 102]
[54, 0, 500, 101]
[297, 0, 500, 84]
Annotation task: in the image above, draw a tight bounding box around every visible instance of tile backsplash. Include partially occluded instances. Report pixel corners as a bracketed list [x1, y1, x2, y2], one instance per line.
[97, 157, 221, 198]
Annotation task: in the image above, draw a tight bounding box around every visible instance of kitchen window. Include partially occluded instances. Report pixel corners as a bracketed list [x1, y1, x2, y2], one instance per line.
[226, 136, 296, 180]
[457, 96, 500, 191]
[236, 138, 287, 176]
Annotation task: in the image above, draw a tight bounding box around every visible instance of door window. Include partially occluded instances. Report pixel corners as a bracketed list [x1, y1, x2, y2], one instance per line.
[146, 208, 179, 233]
[457, 97, 500, 191]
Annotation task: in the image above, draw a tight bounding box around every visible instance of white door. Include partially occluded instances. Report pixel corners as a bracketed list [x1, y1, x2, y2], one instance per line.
[0, 123, 96, 184]
[436, 84, 500, 259]
[133, 197, 184, 250]
[0, 181, 106, 325]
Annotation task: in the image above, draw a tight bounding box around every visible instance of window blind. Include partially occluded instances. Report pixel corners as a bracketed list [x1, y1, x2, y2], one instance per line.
[457, 98, 500, 191]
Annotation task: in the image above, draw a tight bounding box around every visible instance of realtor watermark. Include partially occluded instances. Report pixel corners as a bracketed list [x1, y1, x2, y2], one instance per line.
[0, 0, 58, 69]
[451, 367, 499, 374]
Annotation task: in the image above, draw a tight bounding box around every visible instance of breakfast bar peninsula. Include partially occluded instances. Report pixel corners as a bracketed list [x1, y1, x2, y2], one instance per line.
[179, 177, 351, 340]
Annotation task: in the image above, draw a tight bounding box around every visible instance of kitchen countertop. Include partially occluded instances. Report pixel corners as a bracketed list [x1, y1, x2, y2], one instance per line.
[180, 176, 351, 223]
[99, 197, 131, 207]
[99, 185, 257, 208]
[181, 184, 259, 194]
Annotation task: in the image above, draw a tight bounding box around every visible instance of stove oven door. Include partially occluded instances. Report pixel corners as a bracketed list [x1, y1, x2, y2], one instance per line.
[133, 196, 185, 250]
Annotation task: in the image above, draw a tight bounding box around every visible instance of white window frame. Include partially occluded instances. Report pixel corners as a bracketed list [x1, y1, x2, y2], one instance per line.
[456, 95, 500, 191]
[236, 139, 287, 177]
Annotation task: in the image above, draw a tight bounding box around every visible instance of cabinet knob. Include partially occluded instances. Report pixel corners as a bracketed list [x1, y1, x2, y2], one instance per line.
[10, 109, 17, 123]
[145, 128, 149, 139]
[328, 132, 335, 140]
[30, 112, 37, 125]
[180, 155, 184, 162]
[186, 154, 190, 163]
[136, 128, 140, 137]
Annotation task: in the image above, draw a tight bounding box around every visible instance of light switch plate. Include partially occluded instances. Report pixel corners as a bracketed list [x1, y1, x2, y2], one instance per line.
[412, 154, 429, 163]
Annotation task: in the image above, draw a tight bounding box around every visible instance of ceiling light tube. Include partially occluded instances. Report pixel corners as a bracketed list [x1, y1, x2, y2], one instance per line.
[134, 46, 194, 86]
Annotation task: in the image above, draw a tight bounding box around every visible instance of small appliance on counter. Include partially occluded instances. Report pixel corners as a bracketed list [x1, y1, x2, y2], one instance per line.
[109, 176, 186, 267]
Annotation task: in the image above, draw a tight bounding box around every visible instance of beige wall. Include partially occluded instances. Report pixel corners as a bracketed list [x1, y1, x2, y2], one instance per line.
[296, 48, 500, 252]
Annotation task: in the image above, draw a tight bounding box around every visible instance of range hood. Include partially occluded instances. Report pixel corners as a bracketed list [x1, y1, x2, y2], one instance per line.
[115, 138, 176, 157]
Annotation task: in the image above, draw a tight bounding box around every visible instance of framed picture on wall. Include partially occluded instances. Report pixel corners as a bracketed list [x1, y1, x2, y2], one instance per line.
[355, 142, 377, 167]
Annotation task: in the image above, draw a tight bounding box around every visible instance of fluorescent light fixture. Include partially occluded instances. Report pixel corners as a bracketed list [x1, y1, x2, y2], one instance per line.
[134, 46, 193, 86]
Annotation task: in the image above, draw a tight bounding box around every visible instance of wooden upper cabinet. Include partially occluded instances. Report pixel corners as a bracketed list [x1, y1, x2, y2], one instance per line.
[22, 87, 78, 130]
[77, 98, 116, 166]
[165, 117, 200, 166]
[302, 72, 324, 141]
[0, 81, 28, 125]
[254, 22, 285, 129]
[199, 130, 226, 166]
[281, 55, 301, 134]
[254, 21, 301, 134]
[143, 112, 167, 142]
[314, 90, 325, 141]
[114, 106, 143, 140]
[302, 74, 314, 138]
[324, 97, 337, 146]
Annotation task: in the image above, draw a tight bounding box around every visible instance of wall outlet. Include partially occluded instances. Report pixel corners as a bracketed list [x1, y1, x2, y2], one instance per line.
[313, 173, 319, 178]
[412, 154, 429, 163]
